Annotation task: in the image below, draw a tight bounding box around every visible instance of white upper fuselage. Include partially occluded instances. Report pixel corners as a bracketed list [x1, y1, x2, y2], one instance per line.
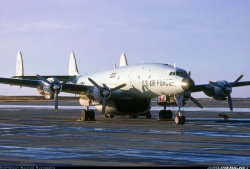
[75, 63, 190, 99]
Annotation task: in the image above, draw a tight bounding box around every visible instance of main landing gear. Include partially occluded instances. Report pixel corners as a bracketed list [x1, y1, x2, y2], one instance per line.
[77, 109, 96, 121]
[159, 109, 173, 121]
[105, 114, 114, 118]
[158, 106, 186, 125]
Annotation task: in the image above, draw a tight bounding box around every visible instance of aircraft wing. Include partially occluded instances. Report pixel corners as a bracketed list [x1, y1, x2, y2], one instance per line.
[0, 77, 40, 87]
[12, 75, 74, 81]
[191, 84, 208, 93]
[0, 77, 90, 95]
[191, 81, 250, 93]
[62, 83, 90, 94]
[229, 81, 250, 87]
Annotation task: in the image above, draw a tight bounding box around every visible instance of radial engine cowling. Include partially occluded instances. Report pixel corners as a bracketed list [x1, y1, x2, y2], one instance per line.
[203, 80, 232, 100]
[37, 77, 62, 99]
[92, 85, 111, 103]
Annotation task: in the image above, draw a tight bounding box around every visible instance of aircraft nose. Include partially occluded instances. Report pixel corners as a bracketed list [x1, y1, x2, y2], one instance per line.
[181, 77, 195, 91]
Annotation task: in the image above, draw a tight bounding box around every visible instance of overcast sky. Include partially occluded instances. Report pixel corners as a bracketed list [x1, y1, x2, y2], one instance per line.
[0, 0, 250, 97]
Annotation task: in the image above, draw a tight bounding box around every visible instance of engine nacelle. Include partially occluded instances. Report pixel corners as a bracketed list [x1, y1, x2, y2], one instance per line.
[36, 77, 62, 99]
[92, 85, 111, 103]
[203, 80, 232, 100]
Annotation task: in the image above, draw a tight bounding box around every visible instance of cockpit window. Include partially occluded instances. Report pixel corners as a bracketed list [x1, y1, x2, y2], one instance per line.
[169, 70, 188, 77]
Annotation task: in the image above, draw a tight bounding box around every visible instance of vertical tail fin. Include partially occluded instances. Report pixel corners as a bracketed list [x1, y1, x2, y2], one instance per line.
[16, 51, 24, 76]
[119, 53, 128, 67]
[14, 51, 24, 88]
[68, 51, 79, 76]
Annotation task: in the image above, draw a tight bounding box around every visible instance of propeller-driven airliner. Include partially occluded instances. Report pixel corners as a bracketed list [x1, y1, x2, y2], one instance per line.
[0, 51, 249, 125]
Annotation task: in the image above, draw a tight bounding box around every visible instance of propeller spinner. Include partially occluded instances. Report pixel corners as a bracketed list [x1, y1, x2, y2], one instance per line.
[88, 77, 126, 115]
[37, 74, 76, 112]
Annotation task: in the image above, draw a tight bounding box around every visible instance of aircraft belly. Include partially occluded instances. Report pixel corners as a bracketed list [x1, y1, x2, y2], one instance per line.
[95, 99, 151, 116]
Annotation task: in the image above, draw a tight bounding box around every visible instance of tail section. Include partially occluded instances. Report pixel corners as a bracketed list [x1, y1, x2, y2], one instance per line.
[119, 53, 128, 67]
[16, 51, 24, 76]
[68, 51, 79, 76]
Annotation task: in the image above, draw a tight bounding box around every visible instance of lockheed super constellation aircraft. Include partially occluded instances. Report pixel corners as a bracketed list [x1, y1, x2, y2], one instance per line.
[0, 51, 250, 125]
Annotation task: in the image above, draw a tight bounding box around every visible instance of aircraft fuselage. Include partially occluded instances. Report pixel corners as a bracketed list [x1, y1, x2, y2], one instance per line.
[76, 63, 194, 99]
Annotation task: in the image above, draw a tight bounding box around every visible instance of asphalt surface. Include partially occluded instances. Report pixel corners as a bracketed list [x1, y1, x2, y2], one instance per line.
[0, 100, 250, 166]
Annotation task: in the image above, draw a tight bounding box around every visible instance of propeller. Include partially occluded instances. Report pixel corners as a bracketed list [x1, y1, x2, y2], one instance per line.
[88, 77, 126, 115]
[189, 95, 203, 109]
[209, 74, 243, 112]
[37, 74, 76, 112]
[184, 71, 203, 109]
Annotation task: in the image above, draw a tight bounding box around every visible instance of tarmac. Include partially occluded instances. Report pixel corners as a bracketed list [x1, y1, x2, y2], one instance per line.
[0, 99, 250, 167]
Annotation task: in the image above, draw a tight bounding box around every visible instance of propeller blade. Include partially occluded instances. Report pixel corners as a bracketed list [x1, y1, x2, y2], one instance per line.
[190, 96, 203, 109]
[101, 95, 107, 115]
[54, 90, 59, 112]
[110, 83, 127, 92]
[61, 75, 76, 85]
[88, 78, 126, 115]
[88, 77, 103, 91]
[232, 74, 243, 87]
[227, 94, 233, 112]
[36, 74, 53, 85]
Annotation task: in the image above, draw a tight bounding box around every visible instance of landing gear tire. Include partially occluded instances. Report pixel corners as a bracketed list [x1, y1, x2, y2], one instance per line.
[105, 114, 114, 118]
[88, 110, 95, 121]
[129, 115, 138, 119]
[78, 109, 96, 121]
[159, 110, 173, 121]
[175, 115, 185, 125]
[145, 112, 152, 119]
